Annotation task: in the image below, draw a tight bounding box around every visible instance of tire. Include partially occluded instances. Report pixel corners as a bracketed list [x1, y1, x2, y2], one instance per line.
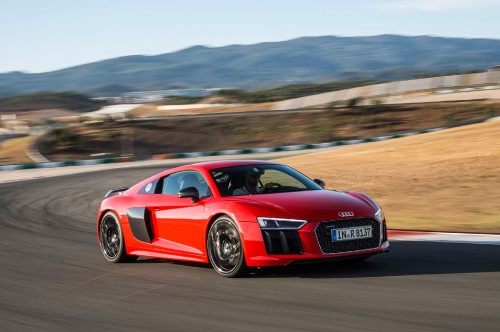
[99, 211, 137, 263]
[207, 216, 247, 277]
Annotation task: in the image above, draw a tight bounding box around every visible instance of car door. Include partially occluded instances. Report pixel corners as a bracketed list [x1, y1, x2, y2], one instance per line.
[146, 170, 211, 258]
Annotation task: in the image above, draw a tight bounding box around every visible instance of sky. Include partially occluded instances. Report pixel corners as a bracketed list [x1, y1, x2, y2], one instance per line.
[1, 0, 500, 73]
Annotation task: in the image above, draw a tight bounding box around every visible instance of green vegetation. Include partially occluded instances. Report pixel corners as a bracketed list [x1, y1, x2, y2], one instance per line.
[215, 80, 375, 103]
[43, 128, 86, 151]
[347, 97, 362, 109]
[0, 92, 106, 113]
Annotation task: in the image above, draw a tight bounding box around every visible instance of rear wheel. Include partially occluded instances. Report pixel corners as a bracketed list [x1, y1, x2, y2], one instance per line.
[207, 216, 247, 277]
[99, 211, 136, 263]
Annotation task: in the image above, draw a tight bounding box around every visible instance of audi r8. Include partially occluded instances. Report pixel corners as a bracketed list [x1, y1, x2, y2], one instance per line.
[97, 160, 389, 277]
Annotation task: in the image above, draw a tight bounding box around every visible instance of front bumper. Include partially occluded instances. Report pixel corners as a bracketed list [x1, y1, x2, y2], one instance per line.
[240, 218, 389, 267]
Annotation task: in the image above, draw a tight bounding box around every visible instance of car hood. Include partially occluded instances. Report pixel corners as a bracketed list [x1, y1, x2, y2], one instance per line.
[235, 190, 377, 222]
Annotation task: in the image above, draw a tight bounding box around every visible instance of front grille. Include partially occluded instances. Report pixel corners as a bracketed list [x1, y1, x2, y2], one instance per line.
[315, 217, 381, 254]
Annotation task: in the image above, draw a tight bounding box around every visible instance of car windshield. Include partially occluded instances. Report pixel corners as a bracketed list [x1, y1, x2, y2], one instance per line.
[210, 164, 323, 196]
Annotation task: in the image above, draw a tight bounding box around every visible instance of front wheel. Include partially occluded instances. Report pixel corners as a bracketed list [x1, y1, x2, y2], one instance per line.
[99, 211, 136, 263]
[207, 216, 247, 277]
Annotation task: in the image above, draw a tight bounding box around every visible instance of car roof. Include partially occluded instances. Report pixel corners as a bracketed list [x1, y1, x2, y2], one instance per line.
[191, 159, 279, 170]
[150, 160, 281, 181]
[129, 160, 288, 196]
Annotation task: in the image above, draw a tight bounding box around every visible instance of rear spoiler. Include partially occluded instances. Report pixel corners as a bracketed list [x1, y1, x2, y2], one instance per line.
[104, 187, 129, 198]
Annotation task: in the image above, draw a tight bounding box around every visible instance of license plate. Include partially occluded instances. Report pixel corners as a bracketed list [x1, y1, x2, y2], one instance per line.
[331, 226, 372, 241]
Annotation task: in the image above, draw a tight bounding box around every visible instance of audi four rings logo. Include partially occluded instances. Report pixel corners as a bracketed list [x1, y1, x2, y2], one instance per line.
[338, 211, 354, 217]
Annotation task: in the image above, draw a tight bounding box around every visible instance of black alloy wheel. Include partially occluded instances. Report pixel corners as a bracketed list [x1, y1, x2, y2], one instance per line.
[207, 216, 247, 277]
[99, 211, 136, 263]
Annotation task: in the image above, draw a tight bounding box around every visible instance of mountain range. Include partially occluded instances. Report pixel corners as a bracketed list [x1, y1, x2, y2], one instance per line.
[1, 34, 499, 98]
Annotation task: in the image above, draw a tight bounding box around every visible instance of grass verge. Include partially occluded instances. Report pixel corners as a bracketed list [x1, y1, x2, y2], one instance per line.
[274, 121, 500, 233]
[0, 136, 38, 164]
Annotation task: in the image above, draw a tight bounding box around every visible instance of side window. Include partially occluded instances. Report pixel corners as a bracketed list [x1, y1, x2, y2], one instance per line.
[162, 173, 182, 194]
[211, 171, 231, 196]
[161, 171, 211, 196]
[260, 169, 306, 189]
[139, 178, 159, 194]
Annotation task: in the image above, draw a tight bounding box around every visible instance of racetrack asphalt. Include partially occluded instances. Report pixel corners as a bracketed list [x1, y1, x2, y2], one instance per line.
[1, 166, 499, 331]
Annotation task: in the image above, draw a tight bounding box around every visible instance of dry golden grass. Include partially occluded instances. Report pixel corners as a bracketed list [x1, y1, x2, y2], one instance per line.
[274, 121, 500, 233]
[0, 136, 38, 164]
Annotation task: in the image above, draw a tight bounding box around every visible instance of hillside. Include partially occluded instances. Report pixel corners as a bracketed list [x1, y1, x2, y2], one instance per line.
[0, 92, 105, 113]
[1, 35, 499, 97]
[39, 101, 498, 162]
[275, 121, 500, 233]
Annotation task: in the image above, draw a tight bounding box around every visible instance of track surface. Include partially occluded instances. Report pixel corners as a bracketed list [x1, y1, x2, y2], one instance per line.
[1, 166, 499, 331]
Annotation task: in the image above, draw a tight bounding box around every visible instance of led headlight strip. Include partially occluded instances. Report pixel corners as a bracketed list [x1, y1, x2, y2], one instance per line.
[257, 217, 307, 230]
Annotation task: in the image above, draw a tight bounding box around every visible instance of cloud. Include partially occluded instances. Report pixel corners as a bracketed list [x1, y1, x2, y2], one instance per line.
[375, 0, 499, 12]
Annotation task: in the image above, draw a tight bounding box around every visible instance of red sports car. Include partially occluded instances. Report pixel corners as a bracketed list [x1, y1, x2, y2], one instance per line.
[97, 160, 389, 277]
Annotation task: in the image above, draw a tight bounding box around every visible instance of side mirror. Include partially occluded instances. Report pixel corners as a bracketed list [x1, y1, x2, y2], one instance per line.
[178, 187, 200, 202]
[314, 178, 326, 189]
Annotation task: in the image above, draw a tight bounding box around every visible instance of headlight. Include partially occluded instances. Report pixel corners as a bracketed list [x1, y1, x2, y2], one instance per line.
[257, 217, 307, 230]
[374, 208, 385, 222]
